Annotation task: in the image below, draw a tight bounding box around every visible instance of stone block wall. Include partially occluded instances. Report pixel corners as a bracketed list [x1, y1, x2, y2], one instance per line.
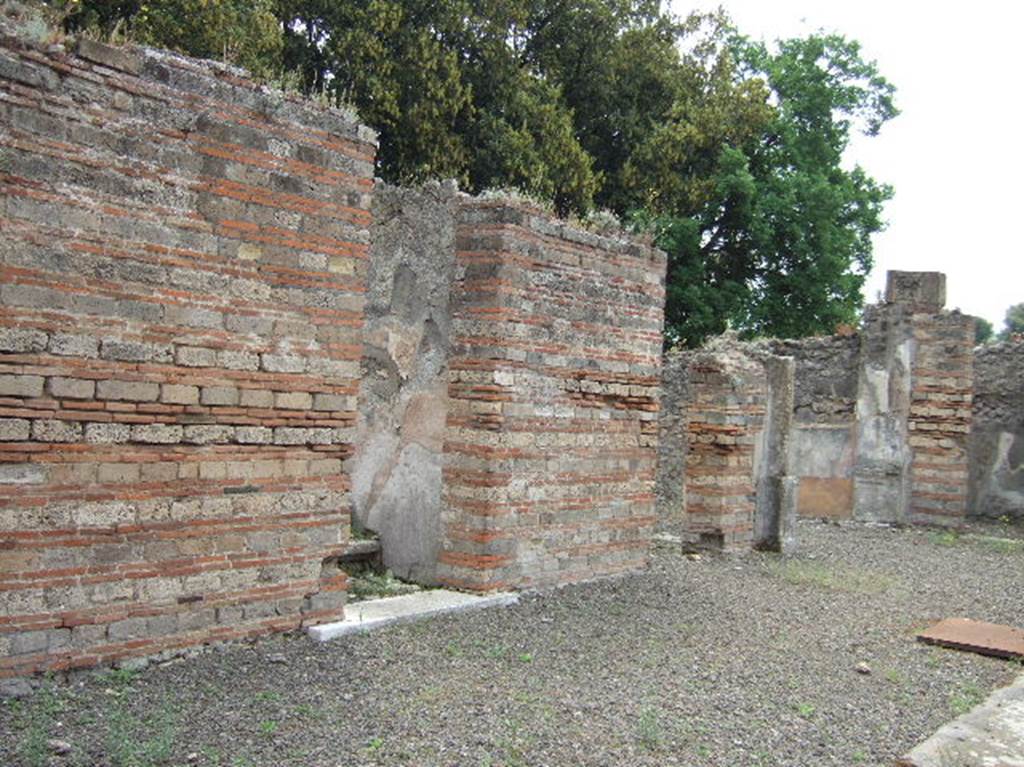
[0, 34, 374, 676]
[438, 200, 666, 590]
[970, 339, 1024, 520]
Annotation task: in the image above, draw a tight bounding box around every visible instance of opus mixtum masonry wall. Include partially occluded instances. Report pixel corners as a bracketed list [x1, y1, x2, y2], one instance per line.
[656, 340, 796, 552]
[0, 34, 374, 676]
[438, 200, 666, 590]
[654, 271, 1002, 539]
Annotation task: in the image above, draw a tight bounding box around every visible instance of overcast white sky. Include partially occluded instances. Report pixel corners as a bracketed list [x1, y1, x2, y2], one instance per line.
[670, 0, 1023, 330]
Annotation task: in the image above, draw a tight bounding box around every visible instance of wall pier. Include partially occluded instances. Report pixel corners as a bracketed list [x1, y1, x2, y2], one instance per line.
[658, 340, 797, 552]
[852, 272, 973, 525]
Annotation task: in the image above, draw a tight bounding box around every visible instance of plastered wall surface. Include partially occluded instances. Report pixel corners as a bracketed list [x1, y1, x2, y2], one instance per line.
[851, 302, 915, 523]
[438, 200, 666, 590]
[349, 181, 458, 583]
[655, 351, 688, 534]
[0, 33, 374, 676]
[770, 335, 858, 519]
[970, 339, 1024, 520]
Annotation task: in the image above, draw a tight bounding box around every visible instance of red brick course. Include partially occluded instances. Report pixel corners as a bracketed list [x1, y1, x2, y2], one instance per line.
[907, 317, 974, 524]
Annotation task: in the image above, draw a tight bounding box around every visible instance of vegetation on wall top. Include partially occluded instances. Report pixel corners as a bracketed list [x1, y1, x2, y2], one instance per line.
[52, 0, 897, 347]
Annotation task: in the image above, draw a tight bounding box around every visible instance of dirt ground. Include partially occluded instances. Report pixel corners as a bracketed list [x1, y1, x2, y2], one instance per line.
[2, 519, 1022, 767]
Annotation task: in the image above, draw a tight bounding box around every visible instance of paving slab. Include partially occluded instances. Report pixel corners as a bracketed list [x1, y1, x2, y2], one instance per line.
[898, 673, 1024, 767]
[918, 618, 1024, 660]
[307, 589, 519, 642]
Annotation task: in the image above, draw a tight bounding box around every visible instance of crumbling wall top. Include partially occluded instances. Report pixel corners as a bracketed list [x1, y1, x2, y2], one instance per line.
[457, 194, 666, 269]
[0, 4, 377, 148]
[885, 270, 947, 313]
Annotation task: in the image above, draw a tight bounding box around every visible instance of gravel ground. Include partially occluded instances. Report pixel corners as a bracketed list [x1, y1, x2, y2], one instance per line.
[2, 520, 1022, 767]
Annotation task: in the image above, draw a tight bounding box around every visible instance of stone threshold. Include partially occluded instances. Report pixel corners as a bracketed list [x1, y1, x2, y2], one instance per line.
[307, 589, 519, 642]
[897, 672, 1024, 766]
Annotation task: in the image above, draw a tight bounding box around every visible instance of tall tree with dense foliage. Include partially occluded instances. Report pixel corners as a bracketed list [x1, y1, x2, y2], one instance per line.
[975, 317, 994, 345]
[56, 0, 897, 347]
[999, 302, 1024, 341]
[634, 32, 896, 346]
[62, 0, 282, 77]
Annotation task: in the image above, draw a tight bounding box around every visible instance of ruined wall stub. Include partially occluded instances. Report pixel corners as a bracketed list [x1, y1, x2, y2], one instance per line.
[349, 182, 458, 583]
[657, 341, 797, 552]
[969, 339, 1024, 520]
[439, 199, 666, 590]
[0, 35, 373, 676]
[853, 271, 973, 525]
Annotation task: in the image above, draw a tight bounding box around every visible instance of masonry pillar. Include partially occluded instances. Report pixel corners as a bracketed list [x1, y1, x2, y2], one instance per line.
[754, 356, 798, 553]
[853, 272, 974, 525]
[676, 341, 796, 551]
[438, 198, 666, 590]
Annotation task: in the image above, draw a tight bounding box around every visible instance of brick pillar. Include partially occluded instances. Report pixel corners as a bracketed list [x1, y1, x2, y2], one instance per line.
[673, 342, 797, 552]
[438, 198, 666, 590]
[908, 313, 974, 524]
[682, 350, 767, 550]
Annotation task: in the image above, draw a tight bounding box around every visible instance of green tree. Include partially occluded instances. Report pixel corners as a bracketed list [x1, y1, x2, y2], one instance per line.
[278, 0, 599, 211]
[516, 1, 690, 213]
[648, 31, 896, 346]
[974, 317, 994, 345]
[278, 1, 474, 185]
[998, 302, 1024, 341]
[56, 1, 896, 346]
[62, 0, 283, 78]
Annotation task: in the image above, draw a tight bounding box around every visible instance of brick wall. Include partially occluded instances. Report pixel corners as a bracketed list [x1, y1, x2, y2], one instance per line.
[683, 350, 767, 549]
[907, 313, 974, 525]
[0, 34, 374, 676]
[658, 341, 796, 551]
[439, 199, 666, 590]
